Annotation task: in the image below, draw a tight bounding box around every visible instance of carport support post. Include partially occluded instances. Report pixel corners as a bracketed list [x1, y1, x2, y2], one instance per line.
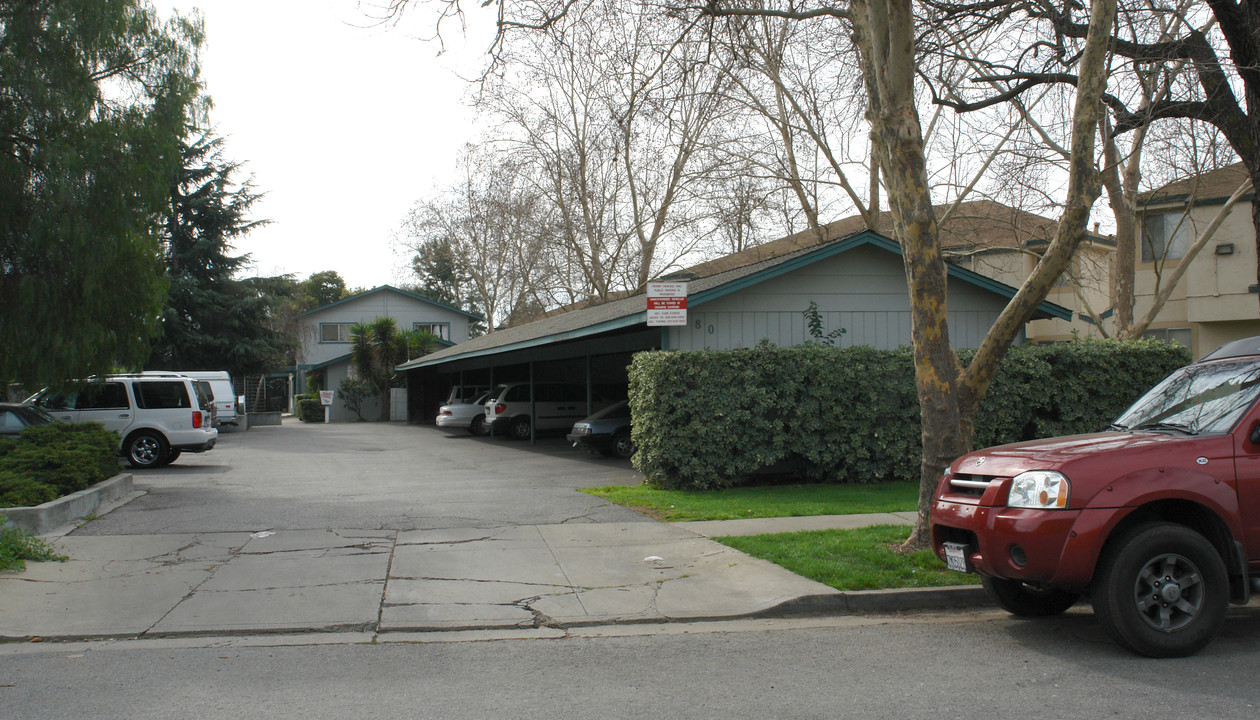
[528, 362, 535, 445]
[585, 355, 592, 416]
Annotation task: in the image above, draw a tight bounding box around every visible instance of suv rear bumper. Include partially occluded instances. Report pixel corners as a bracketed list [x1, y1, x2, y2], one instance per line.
[171, 435, 217, 454]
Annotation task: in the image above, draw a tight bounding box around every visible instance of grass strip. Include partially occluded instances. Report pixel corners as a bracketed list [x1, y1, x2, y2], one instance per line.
[580, 481, 918, 521]
[716, 525, 979, 591]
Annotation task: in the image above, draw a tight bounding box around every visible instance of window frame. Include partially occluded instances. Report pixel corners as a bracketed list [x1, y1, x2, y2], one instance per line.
[1141, 211, 1190, 263]
[413, 322, 451, 341]
[319, 322, 356, 344]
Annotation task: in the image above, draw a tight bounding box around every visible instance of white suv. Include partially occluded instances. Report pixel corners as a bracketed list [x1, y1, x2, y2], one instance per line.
[485, 382, 610, 440]
[28, 374, 218, 468]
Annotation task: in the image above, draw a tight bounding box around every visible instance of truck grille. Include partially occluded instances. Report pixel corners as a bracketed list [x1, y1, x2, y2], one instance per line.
[949, 474, 997, 498]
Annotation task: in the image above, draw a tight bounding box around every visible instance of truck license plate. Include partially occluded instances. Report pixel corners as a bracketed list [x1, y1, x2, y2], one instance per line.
[943, 542, 969, 573]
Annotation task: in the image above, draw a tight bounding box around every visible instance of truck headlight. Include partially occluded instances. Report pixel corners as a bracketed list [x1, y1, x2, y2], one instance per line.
[1008, 471, 1070, 509]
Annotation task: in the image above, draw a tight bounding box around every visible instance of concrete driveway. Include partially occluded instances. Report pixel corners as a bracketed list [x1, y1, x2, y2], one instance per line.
[5, 419, 890, 640]
[73, 418, 650, 535]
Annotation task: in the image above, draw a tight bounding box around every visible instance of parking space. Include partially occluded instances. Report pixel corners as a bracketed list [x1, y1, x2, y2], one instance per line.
[71, 418, 648, 536]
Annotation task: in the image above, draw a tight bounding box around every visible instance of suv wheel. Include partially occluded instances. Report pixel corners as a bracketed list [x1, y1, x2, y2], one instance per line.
[1092, 522, 1227, 657]
[509, 416, 531, 440]
[981, 576, 1079, 617]
[126, 431, 169, 469]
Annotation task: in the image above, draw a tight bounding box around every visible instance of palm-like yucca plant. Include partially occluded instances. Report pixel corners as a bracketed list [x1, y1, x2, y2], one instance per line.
[349, 318, 440, 420]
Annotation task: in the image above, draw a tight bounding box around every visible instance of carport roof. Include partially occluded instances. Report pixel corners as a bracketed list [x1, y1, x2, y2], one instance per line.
[396, 230, 1072, 371]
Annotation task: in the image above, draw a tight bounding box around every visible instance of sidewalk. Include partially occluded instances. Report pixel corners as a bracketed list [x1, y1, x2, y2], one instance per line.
[0, 511, 987, 642]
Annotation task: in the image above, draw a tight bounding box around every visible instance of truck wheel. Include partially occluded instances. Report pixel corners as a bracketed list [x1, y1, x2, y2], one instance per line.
[125, 431, 168, 469]
[1091, 522, 1227, 658]
[981, 576, 1079, 617]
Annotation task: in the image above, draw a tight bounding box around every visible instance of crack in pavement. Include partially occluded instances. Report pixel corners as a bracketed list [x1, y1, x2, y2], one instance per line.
[386, 576, 572, 590]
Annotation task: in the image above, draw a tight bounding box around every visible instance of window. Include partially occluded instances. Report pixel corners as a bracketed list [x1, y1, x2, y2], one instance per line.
[1141, 212, 1189, 262]
[1143, 327, 1193, 349]
[134, 381, 190, 410]
[78, 382, 130, 410]
[413, 322, 450, 341]
[320, 323, 355, 343]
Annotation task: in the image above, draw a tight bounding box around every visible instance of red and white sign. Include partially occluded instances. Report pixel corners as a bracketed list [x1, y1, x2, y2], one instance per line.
[646, 281, 688, 326]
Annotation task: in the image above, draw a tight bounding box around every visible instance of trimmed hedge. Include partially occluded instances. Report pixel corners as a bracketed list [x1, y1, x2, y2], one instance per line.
[297, 398, 324, 422]
[0, 423, 121, 508]
[628, 339, 1191, 490]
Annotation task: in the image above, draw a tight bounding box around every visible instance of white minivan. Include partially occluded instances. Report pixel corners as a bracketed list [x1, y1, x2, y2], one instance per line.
[484, 382, 610, 440]
[167, 371, 238, 426]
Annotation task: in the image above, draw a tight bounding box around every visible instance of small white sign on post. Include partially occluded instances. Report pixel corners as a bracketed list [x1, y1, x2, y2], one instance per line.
[646, 281, 688, 327]
[319, 390, 334, 424]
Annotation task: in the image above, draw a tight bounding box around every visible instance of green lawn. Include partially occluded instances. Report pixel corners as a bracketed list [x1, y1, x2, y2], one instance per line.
[717, 525, 980, 591]
[580, 481, 919, 521]
[582, 482, 975, 590]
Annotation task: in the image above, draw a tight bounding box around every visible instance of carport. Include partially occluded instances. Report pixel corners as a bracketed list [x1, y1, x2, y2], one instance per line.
[396, 289, 664, 442]
[397, 229, 1072, 442]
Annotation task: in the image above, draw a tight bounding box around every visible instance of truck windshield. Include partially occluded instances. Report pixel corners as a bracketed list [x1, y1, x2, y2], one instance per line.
[1113, 359, 1260, 435]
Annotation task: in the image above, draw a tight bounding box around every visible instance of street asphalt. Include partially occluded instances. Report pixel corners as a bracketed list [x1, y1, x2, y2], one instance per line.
[0, 418, 988, 642]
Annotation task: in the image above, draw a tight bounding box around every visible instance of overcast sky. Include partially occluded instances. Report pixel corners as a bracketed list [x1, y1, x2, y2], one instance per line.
[158, 0, 494, 291]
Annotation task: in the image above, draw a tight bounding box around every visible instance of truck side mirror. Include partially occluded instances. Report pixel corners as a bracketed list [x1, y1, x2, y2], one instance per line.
[1251, 422, 1260, 446]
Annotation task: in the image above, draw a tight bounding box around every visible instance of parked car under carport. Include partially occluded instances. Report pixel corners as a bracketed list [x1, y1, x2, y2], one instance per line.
[567, 400, 634, 459]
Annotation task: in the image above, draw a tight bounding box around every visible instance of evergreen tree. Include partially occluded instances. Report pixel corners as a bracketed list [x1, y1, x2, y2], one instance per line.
[146, 133, 289, 376]
[0, 1, 202, 386]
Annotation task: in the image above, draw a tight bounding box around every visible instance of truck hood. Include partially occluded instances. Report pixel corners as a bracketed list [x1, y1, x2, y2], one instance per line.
[951, 431, 1226, 479]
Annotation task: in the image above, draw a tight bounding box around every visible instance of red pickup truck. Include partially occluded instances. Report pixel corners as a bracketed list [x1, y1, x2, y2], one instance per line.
[932, 337, 1260, 657]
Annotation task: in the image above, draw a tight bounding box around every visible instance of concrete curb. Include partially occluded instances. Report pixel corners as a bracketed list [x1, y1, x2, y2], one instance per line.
[1, 473, 133, 535]
[761, 585, 991, 617]
[0, 586, 996, 644]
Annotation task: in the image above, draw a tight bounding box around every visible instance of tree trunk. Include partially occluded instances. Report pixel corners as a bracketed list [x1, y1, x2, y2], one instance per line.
[867, 0, 1115, 550]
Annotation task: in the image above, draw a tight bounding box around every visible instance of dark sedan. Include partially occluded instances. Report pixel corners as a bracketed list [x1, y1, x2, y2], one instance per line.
[0, 402, 55, 436]
[567, 400, 635, 459]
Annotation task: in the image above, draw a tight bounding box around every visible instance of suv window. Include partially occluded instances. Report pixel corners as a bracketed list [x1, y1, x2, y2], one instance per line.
[193, 380, 214, 409]
[79, 382, 130, 410]
[134, 381, 191, 410]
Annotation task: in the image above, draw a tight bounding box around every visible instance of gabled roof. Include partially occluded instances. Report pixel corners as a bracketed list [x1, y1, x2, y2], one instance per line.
[1138, 162, 1254, 208]
[301, 284, 483, 320]
[398, 230, 1072, 370]
[683, 199, 1112, 280]
[543, 199, 1111, 317]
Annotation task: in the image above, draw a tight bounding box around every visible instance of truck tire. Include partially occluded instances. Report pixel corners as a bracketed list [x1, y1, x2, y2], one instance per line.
[981, 576, 1080, 617]
[1091, 522, 1228, 658]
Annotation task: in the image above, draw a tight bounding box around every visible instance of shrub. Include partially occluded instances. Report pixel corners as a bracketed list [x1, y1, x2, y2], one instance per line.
[629, 339, 1190, 490]
[338, 376, 373, 421]
[297, 398, 325, 423]
[0, 423, 120, 507]
[0, 471, 59, 508]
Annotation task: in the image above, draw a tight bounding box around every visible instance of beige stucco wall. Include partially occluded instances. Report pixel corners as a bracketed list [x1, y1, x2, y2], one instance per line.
[1135, 200, 1259, 357]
